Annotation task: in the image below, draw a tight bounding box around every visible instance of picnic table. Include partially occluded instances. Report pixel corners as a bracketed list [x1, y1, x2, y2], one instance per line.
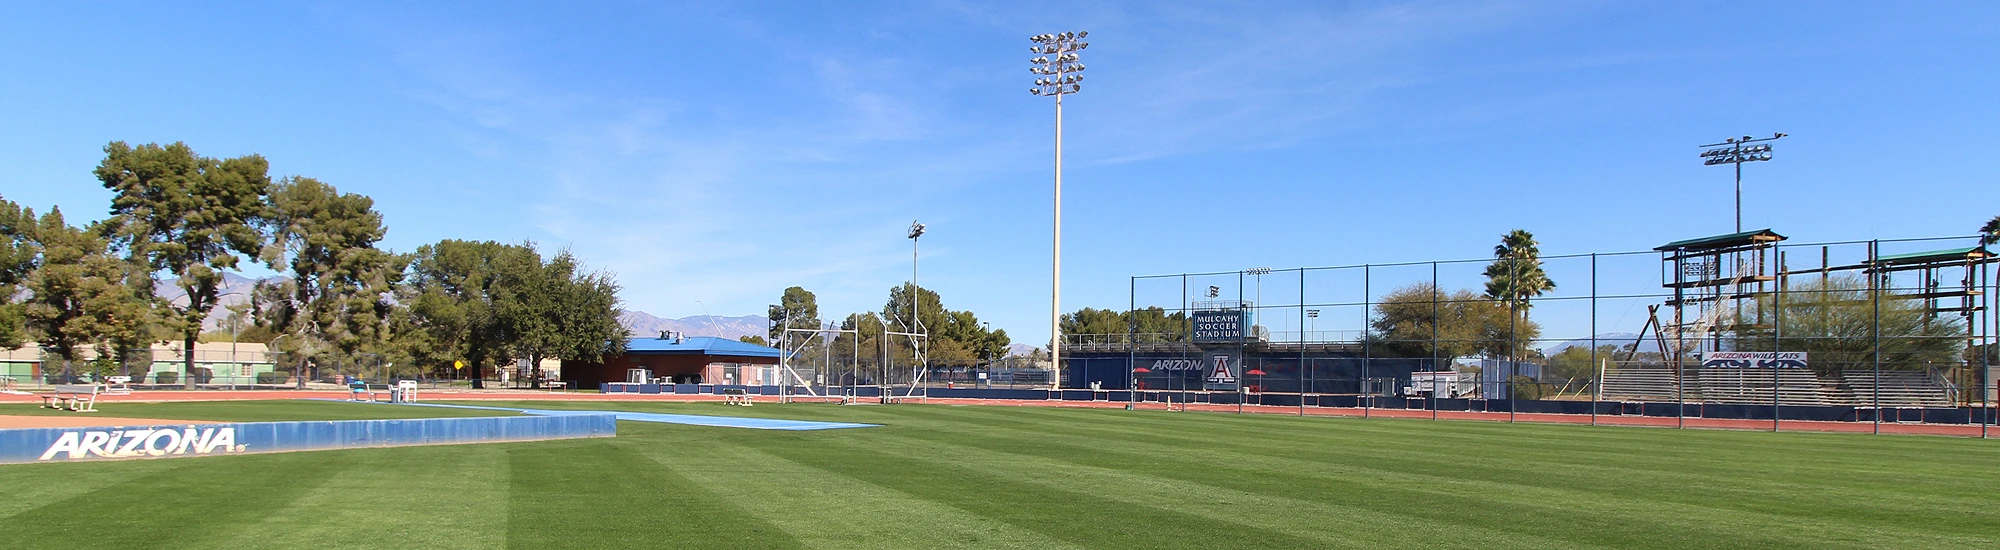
[39, 384, 100, 412]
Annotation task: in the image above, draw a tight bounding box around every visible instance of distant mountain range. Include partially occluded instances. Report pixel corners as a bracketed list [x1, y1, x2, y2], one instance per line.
[619, 311, 768, 341]
[154, 274, 1049, 351]
[156, 273, 774, 340]
[1542, 332, 1656, 356]
[155, 272, 264, 331]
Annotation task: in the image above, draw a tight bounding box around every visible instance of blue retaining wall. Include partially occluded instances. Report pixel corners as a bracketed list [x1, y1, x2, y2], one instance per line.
[0, 414, 616, 464]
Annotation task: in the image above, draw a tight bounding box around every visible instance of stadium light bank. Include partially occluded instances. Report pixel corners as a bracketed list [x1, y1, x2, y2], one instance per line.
[1699, 132, 1787, 233]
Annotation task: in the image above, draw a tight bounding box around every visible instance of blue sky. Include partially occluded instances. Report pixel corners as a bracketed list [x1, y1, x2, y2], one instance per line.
[3, 1, 1997, 346]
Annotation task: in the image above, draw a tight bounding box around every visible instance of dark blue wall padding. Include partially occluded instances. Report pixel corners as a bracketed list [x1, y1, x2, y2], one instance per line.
[0, 414, 616, 464]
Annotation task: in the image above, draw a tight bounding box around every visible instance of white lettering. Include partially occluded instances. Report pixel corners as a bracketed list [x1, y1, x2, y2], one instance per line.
[144, 429, 181, 456]
[39, 432, 81, 461]
[116, 430, 152, 457]
[189, 428, 216, 454]
[79, 431, 112, 457]
[174, 428, 202, 454]
[197, 428, 235, 454]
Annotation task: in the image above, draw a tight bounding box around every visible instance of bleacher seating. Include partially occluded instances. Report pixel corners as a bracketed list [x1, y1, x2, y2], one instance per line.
[1836, 370, 1954, 408]
[1691, 368, 1834, 406]
[1599, 367, 1685, 403]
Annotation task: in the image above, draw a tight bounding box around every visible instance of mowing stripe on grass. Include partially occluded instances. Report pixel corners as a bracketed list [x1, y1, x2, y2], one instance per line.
[752, 435, 1329, 550]
[219, 445, 512, 549]
[506, 436, 803, 549]
[0, 451, 344, 548]
[627, 426, 1086, 550]
[869, 406, 2000, 548]
[861, 430, 1585, 549]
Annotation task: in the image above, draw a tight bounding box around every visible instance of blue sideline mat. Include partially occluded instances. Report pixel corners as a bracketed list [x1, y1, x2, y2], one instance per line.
[383, 402, 879, 431]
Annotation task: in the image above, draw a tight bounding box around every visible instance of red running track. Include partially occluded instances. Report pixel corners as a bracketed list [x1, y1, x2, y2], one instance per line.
[4, 390, 1990, 438]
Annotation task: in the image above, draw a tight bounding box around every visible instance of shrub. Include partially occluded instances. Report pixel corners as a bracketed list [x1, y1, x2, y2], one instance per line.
[155, 371, 180, 385]
[256, 371, 285, 385]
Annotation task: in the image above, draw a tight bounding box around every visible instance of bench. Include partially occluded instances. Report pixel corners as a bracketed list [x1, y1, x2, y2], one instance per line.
[348, 383, 389, 402]
[40, 384, 100, 412]
[721, 388, 754, 406]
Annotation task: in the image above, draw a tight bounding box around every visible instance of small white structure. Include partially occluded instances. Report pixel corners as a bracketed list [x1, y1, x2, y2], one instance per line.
[1407, 371, 1463, 398]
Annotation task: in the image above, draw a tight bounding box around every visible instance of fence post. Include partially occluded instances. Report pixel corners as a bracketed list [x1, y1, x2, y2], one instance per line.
[1774, 250, 1785, 432]
[1871, 240, 1882, 434]
[1590, 253, 1598, 427]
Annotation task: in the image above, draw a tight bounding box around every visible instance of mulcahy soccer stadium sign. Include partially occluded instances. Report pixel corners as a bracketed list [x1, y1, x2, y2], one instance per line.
[1191, 310, 1245, 343]
[0, 414, 616, 464]
[1700, 352, 1808, 369]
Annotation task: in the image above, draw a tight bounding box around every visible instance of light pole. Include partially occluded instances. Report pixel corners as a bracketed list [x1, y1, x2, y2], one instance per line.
[1248, 267, 1271, 337]
[1699, 132, 1786, 233]
[908, 221, 927, 386]
[907, 220, 926, 332]
[1030, 31, 1088, 391]
[1306, 309, 1319, 342]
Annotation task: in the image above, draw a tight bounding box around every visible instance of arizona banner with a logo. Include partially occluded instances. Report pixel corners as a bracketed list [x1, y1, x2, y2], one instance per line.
[1700, 352, 1808, 369]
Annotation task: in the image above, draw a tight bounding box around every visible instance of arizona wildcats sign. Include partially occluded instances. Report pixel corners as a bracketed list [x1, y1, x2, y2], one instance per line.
[1700, 352, 1808, 369]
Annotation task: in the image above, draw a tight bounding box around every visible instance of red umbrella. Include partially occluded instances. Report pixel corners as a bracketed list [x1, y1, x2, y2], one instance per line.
[1244, 369, 1267, 376]
[1131, 367, 1152, 373]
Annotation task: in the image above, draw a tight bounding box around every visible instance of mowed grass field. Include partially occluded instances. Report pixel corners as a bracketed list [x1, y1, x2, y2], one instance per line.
[2, 400, 1997, 549]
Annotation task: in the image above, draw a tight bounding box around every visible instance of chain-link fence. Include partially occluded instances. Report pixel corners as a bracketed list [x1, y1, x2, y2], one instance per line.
[1085, 233, 1997, 435]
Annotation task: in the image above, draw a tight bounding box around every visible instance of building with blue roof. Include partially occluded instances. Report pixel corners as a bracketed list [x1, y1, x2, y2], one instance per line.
[560, 334, 783, 388]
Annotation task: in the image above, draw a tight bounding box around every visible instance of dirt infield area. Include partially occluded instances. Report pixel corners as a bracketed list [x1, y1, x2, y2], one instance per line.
[0, 415, 220, 429]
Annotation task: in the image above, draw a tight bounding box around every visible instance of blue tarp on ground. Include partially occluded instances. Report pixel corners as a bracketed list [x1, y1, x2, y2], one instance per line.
[398, 403, 879, 431]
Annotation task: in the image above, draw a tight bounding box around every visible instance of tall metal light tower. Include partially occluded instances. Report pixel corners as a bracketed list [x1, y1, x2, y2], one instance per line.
[1030, 30, 1088, 389]
[1699, 132, 1787, 233]
[907, 220, 926, 333]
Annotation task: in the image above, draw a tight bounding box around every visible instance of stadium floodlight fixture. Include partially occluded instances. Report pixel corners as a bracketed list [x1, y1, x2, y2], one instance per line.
[1028, 30, 1090, 391]
[1207, 286, 1220, 298]
[1246, 267, 1272, 275]
[1698, 132, 1788, 233]
[907, 220, 926, 239]
[1307, 309, 1320, 317]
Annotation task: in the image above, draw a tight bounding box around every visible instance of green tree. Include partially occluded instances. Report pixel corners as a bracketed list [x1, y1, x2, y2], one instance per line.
[1059, 307, 1124, 336]
[1369, 283, 1535, 363]
[21, 208, 152, 381]
[1737, 276, 1965, 374]
[854, 285, 1008, 369]
[0, 195, 35, 349]
[767, 286, 821, 341]
[739, 335, 770, 346]
[403, 240, 537, 386]
[1484, 229, 1556, 360]
[832, 312, 888, 376]
[1060, 307, 1188, 343]
[254, 177, 405, 387]
[1980, 215, 2000, 246]
[201, 303, 277, 344]
[501, 249, 628, 384]
[96, 141, 271, 388]
[1546, 344, 1620, 382]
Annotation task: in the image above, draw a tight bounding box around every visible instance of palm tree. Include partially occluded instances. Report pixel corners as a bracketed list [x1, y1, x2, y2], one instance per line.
[1483, 229, 1556, 360]
[1979, 215, 2000, 247]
